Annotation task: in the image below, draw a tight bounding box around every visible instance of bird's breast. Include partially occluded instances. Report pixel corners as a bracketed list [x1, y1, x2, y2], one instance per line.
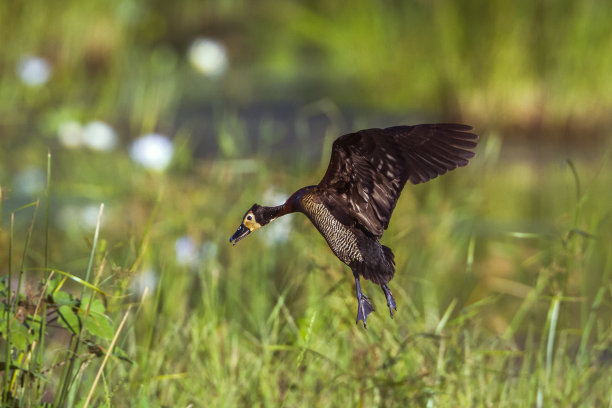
[301, 193, 363, 264]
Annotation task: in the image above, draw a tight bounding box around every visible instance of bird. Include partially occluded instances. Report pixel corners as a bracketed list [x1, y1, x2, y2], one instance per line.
[229, 123, 478, 327]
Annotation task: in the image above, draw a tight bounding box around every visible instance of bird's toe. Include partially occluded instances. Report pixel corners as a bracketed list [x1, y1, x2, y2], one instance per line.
[356, 294, 375, 328]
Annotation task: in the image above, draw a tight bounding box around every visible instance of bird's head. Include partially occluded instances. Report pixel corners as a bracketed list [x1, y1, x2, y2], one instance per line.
[229, 204, 275, 245]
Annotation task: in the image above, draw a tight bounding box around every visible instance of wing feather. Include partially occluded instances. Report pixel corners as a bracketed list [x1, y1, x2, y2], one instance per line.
[316, 123, 478, 238]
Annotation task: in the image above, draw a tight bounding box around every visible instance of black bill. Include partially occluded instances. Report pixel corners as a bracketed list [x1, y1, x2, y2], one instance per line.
[229, 223, 251, 245]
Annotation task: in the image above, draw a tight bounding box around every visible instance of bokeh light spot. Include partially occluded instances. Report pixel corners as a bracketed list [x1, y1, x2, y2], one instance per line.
[13, 167, 45, 197]
[17, 56, 51, 86]
[58, 121, 84, 148]
[188, 38, 228, 77]
[175, 236, 198, 266]
[82, 121, 118, 151]
[129, 133, 174, 171]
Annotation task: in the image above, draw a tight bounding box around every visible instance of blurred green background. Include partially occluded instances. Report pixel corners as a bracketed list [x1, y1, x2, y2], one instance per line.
[1, 0, 612, 406]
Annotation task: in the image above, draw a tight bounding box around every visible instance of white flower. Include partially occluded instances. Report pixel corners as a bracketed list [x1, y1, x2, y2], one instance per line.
[188, 38, 228, 77]
[13, 167, 45, 196]
[264, 216, 292, 245]
[263, 188, 289, 206]
[261, 188, 292, 245]
[175, 236, 198, 266]
[82, 121, 118, 151]
[131, 268, 158, 297]
[78, 204, 104, 230]
[17, 56, 51, 86]
[56, 204, 104, 231]
[58, 121, 84, 148]
[129, 133, 174, 171]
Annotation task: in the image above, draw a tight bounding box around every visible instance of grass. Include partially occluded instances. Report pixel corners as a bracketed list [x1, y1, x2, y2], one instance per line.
[2, 1, 612, 405]
[1, 131, 611, 406]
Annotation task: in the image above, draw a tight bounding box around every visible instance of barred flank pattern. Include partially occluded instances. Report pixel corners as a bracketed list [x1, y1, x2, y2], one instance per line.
[301, 193, 363, 264]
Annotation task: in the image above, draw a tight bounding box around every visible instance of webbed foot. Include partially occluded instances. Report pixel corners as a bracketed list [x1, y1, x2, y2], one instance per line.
[381, 284, 397, 317]
[356, 293, 375, 328]
[353, 272, 375, 328]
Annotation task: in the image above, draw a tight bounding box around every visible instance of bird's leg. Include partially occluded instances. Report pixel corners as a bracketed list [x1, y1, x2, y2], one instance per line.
[353, 271, 374, 328]
[381, 284, 397, 317]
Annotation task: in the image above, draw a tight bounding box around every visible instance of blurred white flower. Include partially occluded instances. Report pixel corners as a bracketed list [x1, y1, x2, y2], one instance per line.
[175, 237, 220, 268]
[78, 204, 104, 230]
[129, 133, 174, 171]
[263, 188, 288, 206]
[56, 204, 104, 231]
[261, 188, 292, 245]
[175, 236, 198, 266]
[131, 268, 158, 297]
[13, 167, 45, 196]
[264, 216, 292, 245]
[17, 56, 51, 86]
[188, 38, 228, 77]
[82, 121, 118, 151]
[58, 121, 84, 148]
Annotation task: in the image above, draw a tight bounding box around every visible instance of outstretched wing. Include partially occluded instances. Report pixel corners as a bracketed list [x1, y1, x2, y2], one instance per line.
[316, 123, 478, 238]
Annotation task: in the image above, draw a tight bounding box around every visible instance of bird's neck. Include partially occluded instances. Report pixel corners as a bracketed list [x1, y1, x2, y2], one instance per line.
[261, 204, 287, 222]
[284, 185, 316, 213]
[267, 186, 316, 220]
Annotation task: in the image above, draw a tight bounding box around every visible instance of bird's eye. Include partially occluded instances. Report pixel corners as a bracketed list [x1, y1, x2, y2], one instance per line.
[246, 214, 253, 221]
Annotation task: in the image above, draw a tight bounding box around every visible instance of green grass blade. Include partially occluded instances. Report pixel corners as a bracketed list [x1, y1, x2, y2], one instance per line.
[27, 268, 109, 297]
[545, 296, 561, 395]
[83, 306, 132, 408]
[435, 298, 457, 335]
[55, 204, 105, 406]
[81, 204, 104, 298]
[31, 150, 52, 405]
[3, 214, 14, 405]
[296, 311, 316, 368]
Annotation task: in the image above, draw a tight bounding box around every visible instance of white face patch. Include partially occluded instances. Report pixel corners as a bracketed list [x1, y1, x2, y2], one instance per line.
[243, 212, 261, 231]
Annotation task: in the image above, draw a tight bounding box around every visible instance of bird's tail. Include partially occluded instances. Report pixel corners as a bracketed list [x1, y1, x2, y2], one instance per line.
[375, 245, 396, 284]
[382, 245, 395, 267]
[358, 245, 396, 284]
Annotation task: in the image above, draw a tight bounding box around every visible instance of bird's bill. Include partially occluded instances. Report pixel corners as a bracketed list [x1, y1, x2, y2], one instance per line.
[229, 223, 251, 245]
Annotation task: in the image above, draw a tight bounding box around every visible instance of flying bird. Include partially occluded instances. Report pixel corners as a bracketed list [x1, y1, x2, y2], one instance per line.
[230, 123, 478, 327]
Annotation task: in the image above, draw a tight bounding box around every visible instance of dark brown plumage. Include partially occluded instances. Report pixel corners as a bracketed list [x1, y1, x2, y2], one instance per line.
[230, 123, 478, 327]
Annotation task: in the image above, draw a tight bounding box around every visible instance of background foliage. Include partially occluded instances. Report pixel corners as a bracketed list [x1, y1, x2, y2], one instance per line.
[1, 0, 611, 406]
